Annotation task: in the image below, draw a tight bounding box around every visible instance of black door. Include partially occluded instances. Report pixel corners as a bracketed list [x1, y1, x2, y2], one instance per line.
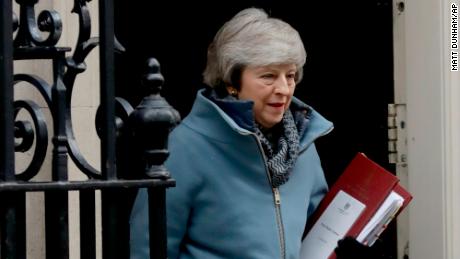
[115, 0, 395, 256]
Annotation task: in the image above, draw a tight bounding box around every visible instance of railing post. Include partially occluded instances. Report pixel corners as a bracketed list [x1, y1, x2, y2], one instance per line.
[129, 58, 180, 259]
[1, 2, 25, 259]
[0, 0, 16, 182]
[99, 1, 122, 258]
[46, 51, 70, 259]
[79, 190, 96, 259]
[99, 0, 117, 180]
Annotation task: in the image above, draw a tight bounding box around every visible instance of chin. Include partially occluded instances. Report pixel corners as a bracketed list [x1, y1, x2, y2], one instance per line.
[258, 115, 283, 128]
[266, 119, 283, 128]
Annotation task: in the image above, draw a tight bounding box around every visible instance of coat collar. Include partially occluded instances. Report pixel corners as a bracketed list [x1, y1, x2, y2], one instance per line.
[182, 89, 333, 148]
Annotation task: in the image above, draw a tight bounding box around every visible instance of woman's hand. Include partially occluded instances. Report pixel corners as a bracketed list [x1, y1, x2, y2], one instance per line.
[334, 236, 386, 259]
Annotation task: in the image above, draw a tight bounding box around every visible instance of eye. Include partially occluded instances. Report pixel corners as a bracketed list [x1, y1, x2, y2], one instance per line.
[260, 73, 276, 84]
[286, 73, 297, 87]
[261, 73, 275, 79]
[286, 73, 296, 80]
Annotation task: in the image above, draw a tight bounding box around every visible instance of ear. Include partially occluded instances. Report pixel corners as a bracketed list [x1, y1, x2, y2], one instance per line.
[226, 86, 238, 97]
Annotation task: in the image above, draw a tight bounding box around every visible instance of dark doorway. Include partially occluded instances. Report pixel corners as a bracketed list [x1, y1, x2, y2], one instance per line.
[115, 0, 395, 256]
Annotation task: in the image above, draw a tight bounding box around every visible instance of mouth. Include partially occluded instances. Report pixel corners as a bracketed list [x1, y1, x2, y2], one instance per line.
[268, 103, 285, 108]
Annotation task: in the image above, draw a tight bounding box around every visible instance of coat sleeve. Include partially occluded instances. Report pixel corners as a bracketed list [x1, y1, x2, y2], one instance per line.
[129, 188, 150, 259]
[129, 127, 203, 259]
[164, 151, 203, 259]
[306, 144, 329, 219]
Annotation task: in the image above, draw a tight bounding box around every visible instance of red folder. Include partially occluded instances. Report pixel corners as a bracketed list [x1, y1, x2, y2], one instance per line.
[393, 184, 412, 218]
[304, 153, 412, 259]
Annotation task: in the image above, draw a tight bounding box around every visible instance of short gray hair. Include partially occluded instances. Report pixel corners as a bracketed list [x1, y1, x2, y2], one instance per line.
[203, 7, 307, 88]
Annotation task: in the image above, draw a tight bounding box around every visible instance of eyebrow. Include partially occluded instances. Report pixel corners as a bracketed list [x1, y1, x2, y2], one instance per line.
[254, 66, 297, 73]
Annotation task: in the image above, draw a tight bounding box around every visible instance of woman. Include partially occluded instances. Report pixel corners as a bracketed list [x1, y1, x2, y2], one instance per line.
[130, 7, 380, 259]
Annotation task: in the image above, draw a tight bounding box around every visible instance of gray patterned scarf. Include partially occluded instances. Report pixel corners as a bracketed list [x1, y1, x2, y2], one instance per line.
[255, 110, 301, 188]
[206, 88, 308, 188]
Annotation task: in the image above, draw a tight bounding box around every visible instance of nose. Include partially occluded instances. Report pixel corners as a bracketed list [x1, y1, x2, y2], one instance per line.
[274, 75, 292, 95]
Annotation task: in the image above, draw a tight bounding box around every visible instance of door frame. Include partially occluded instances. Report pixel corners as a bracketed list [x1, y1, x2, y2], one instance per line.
[394, 0, 460, 258]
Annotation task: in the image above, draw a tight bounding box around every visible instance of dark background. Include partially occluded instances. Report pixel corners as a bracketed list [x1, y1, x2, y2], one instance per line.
[115, 0, 396, 256]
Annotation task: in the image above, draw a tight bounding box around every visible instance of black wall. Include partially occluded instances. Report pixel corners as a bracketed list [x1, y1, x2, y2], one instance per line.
[115, 1, 395, 254]
[114, 0, 394, 181]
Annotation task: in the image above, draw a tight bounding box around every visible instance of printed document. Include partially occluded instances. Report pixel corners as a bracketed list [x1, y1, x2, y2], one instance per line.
[356, 191, 404, 245]
[300, 190, 366, 259]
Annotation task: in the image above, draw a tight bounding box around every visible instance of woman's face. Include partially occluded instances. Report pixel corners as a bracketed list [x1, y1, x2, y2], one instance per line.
[237, 64, 297, 128]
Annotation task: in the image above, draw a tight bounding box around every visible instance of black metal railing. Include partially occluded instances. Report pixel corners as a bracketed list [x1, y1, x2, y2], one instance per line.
[0, 1, 179, 258]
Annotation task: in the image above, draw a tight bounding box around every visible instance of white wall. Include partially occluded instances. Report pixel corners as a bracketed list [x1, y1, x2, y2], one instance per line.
[402, 0, 460, 258]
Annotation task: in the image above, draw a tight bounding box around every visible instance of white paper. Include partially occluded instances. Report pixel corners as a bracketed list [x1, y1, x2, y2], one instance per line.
[356, 191, 404, 245]
[300, 190, 366, 259]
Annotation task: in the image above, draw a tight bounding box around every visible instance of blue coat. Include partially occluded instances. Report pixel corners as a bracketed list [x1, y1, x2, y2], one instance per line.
[130, 89, 333, 259]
